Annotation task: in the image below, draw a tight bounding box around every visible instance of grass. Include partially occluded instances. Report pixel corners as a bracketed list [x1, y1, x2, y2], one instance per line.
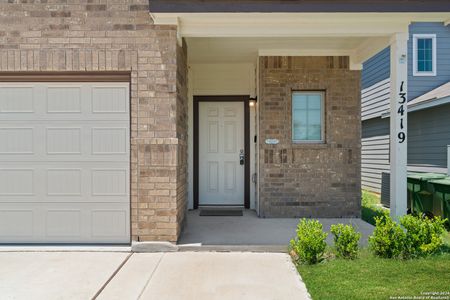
[297, 248, 450, 300]
[295, 195, 450, 300]
[361, 190, 387, 226]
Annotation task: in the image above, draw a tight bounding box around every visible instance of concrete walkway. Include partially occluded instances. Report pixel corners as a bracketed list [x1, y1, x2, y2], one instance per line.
[0, 251, 310, 300]
[99, 252, 310, 300]
[179, 210, 374, 248]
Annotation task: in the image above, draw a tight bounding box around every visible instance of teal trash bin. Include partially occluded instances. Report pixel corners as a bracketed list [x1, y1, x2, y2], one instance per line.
[428, 177, 450, 221]
[407, 173, 447, 217]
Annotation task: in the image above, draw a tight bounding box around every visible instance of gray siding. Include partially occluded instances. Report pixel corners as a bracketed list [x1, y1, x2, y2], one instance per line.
[409, 103, 450, 168]
[361, 22, 450, 193]
[361, 47, 390, 90]
[362, 104, 450, 192]
[361, 78, 390, 121]
[408, 23, 450, 100]
[361, 22, 450, 102]
[361, 117, 390, 193]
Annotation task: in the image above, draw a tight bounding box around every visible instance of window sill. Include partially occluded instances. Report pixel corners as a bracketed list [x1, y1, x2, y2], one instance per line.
[291, 142, 328, 149]
[412, 72, 437, 77]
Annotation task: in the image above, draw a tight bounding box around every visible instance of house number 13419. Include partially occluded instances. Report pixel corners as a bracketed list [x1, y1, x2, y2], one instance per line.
[397, 81, 406, 143]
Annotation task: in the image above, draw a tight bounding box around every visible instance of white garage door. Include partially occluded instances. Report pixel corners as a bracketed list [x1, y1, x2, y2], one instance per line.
[0, 82, 130, 244]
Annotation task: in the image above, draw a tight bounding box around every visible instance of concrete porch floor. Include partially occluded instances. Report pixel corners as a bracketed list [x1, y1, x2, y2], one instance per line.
[178, 210, 374, 251]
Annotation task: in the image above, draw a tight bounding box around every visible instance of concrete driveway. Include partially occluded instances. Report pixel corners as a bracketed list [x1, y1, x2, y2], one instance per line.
[0, 252, 130, 300]
[0, 251, 310, 300]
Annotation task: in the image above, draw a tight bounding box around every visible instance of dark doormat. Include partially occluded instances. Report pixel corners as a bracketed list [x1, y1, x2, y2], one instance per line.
[199, 209, 243, 217]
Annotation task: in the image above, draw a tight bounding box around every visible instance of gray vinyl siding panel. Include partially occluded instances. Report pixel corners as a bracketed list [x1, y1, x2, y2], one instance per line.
[361, 78, 390, 120]
[408, 103, 450, 168]
[361, 103, 450, 193]
[408, 22, 450, 100]
[361, 47, 390, 90]
[361, 22, 450, 193]
[361, 117, 390, 193]
[361, 22, 450, 101]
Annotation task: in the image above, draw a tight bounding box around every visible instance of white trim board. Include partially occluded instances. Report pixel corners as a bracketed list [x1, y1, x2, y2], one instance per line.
[412, 34, 437, 77]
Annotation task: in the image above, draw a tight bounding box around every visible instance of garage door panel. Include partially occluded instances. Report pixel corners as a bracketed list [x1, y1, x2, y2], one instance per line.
[0, 84, 129, 121]
[0, 169, 34, 196]
[46, 209, 82, 238]
[0, 202, 130, 243]
[47, 86, 82, 113]
[0, 123, 129, 162]
[0, 82, 130, 244]
[47, 169, 82, 196]
[0, 165, 129, 203]
[0, 127, 34, 154]
[0, 209, 34, 238]
[0, 86, 34, 113]
[92, 86, 128, 113]
[46, 127, 82, 154]
[92, 127, 128, 155]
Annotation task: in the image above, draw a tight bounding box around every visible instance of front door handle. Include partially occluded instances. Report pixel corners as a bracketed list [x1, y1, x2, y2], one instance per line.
[239, 149, 245, 165]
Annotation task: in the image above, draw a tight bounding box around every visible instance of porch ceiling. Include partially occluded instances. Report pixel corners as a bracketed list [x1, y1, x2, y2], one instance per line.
[187, 36, 378, 64]
[153, 12, 450, 68]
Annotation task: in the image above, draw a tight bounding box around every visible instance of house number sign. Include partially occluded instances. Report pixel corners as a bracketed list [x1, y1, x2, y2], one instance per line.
[265, 139, 279, 145]
[397, 81, 406, 144]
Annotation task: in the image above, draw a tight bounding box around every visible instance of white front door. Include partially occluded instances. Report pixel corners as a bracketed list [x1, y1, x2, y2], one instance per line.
[199, 102, 245, 206]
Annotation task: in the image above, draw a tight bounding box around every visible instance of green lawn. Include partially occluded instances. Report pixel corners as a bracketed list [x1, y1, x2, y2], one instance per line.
[297, 248, 450, 300]
[297, 193, 450, 300]
[361, 190, 387, 226]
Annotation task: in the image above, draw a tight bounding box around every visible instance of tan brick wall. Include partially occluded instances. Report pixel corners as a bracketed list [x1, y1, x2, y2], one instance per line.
[175, 40, 188, 236]
[0, 0, 187, 242]
[259, 56, 361, 218]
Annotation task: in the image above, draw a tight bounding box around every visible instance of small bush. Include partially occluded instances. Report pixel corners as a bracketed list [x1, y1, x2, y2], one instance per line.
[330, 224, 361, 259]
[290, 219, 328, 264]
[361, 190, 388, 226]
[369, 215, 405, 258]
[400, 215, 447, 258]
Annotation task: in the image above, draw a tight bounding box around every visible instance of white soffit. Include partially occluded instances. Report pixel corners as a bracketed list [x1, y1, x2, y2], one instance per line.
[187, 37, 365, 63]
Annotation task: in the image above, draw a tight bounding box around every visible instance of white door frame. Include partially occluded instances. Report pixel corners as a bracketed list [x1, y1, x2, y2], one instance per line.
[193, 95, 250, 209]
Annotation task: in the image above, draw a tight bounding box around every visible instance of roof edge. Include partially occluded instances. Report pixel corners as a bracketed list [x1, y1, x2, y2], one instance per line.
[149, 0, 450, 13]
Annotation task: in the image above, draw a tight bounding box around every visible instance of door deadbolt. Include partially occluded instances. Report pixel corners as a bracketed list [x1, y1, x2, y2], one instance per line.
[239, 149, 245, 165]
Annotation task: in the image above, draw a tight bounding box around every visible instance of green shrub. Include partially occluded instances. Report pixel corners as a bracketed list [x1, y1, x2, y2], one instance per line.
[290, 219, 328, 264]
[330, 224, 361, 259]
[361, 190, 388, 226]
[400, 215, 447, 258]
[368, 215, 405, 258]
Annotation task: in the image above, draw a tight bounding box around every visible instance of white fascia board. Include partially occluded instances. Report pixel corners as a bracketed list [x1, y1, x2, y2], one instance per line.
[152, 13, 428, 38]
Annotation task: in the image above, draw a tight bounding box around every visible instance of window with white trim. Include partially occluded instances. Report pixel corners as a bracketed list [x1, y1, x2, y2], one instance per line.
[413, 34, 437, 76]
[292, 91, 324, 143]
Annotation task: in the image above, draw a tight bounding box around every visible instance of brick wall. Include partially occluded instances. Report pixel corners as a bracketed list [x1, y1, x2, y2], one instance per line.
[175, 40, 188, 236]
[0, 0, 187, 242]
[259, 56, 361, 218]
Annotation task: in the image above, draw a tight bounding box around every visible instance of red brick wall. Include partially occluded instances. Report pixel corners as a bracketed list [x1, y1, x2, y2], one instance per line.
[259, 56, 361, 218]
[0, 0, 188, 242]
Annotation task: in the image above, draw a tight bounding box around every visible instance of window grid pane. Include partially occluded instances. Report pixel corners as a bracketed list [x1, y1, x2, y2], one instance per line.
[417, 38, 433, 72]
[292, 92, 323, 142]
